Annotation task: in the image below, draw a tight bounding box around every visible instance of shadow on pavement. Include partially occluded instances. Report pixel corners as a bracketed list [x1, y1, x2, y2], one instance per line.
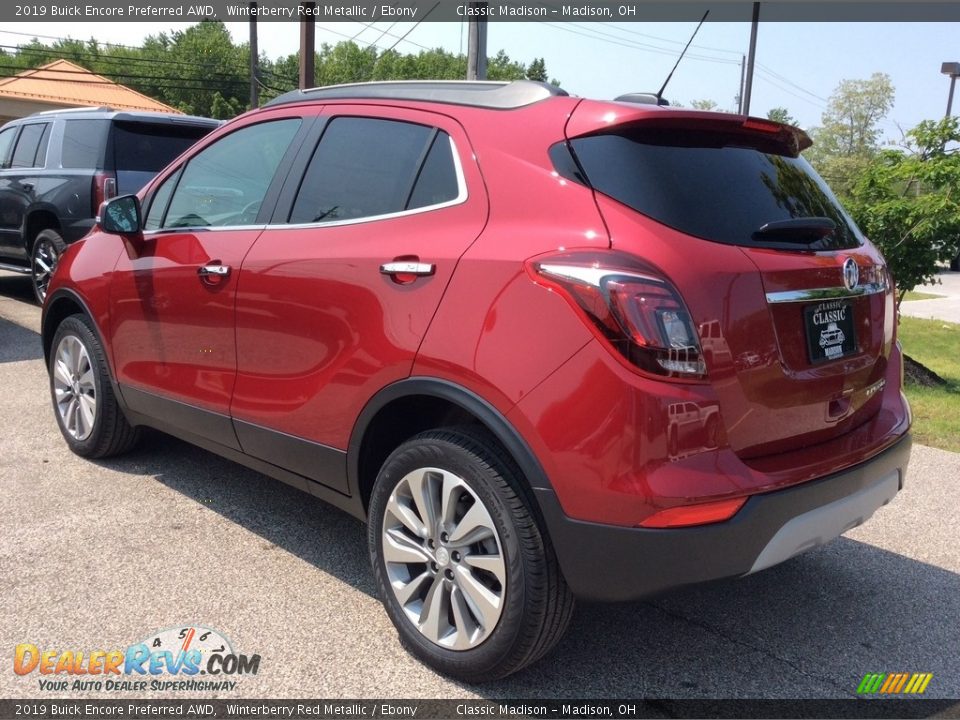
[0, 316, 43, 363]
[0, 272, 35, 304]
[95, 431, 960, 700]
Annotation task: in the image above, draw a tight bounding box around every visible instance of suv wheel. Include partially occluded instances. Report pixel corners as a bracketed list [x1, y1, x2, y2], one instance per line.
[31, 229, 66, 305]
[368, 430, 574, 682]
[50, 315, 140, 458]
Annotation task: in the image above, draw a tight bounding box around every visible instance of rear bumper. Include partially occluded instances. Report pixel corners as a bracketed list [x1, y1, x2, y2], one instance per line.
[537, 433, 911, 602]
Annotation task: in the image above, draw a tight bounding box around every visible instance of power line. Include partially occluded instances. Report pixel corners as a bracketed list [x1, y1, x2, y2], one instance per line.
[0, 67, 247, 94]
[0, 35, 297, 85]
[0, 61, 251, 88]
[585, 22, 747, 57]
[383, 4, 440, 54]
[757, 62, 828, 102]
[754, 71, 828, 110]
[539, 22, 740, 66]
[0, 43, 252, 80]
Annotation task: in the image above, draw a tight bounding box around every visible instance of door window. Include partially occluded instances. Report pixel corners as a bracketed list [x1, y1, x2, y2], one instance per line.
[0, 127, 15, 168]
[288, 117, 461, 225]
[162, 119, 300, 229]
[10, 123, 51, 169]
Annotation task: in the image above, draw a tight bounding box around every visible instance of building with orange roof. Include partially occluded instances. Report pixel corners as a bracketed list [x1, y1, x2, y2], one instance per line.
[0, 59, 181, 125]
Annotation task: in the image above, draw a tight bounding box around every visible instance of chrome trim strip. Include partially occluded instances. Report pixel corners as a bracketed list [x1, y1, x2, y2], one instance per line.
[0, 262, 31, 275]
[765, 281, 888, 304]
[537, 264, 661, 287]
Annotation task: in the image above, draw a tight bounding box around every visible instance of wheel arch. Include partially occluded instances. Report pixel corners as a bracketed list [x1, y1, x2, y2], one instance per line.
[42, 289, 111, 382]
[24, 207, 62, 250]
[348, 378, 554, 517]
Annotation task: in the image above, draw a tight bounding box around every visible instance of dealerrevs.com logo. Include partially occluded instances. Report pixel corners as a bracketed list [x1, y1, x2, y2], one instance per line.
[14, 625, 260, 692]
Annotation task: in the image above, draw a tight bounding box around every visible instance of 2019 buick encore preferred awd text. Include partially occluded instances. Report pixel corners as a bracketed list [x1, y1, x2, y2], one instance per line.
[41, 81, 911, 682]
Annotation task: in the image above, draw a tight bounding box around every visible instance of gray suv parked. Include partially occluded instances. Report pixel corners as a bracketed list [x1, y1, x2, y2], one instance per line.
[0, 108, 219, 303]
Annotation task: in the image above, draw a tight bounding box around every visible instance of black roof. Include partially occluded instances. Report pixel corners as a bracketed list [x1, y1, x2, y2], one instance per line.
[265, 80, 568, 110]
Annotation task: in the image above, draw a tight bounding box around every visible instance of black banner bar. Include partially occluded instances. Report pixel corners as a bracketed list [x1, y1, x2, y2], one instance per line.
[1, 699, 959, 719]
[6, 1, 960, 23]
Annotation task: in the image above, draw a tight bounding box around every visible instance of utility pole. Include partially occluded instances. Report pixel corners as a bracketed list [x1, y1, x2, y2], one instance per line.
[466, 2, 488, 80]
[742, 2, 760, 115]
[299, 1, 316, 90]
[738, 54, 746, 114]
[249, 2, 259, 108]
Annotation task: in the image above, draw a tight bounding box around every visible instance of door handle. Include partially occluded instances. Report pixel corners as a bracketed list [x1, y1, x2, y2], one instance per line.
[198, 264, 230, 277]
[198, 264, 231, 285]
[379, 262, 435, 276]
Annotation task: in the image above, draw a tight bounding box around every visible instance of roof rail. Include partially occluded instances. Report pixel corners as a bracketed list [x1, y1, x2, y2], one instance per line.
[35, 105, 115, 115]
[265, 80, 568, 110]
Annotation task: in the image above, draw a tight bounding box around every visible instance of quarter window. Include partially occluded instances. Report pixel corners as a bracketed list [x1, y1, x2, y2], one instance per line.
[162, 119, 301, 229]
[288, 117, 460, 225]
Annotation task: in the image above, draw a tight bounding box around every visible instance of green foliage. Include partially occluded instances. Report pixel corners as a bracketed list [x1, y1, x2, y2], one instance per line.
[845, 117, 960, 303]
[690, 98, 719, 111]
[0, 24, 550, 119]
[805, 73, 894, 173]
[766, 106, 797, 126]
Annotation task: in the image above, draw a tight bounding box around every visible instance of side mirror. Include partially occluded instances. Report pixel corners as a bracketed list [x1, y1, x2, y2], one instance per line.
[99, 195, 143, 235]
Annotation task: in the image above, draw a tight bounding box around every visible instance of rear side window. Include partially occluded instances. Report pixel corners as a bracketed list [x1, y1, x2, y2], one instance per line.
[62, 120, 109, 169]
[567, 127, 863, 250]
[288, 117, 460, 225]
[110, 121, 213, 173]
[10, 123, 50, 168]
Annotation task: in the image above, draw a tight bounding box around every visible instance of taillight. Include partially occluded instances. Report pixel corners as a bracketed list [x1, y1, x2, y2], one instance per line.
[532, 256, 706, 380]
[92, 172, 117, 216]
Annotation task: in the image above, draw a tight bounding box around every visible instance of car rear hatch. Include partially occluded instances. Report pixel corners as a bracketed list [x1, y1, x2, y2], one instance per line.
[108, 119, 216, 194]
[561, 103, 896, 460]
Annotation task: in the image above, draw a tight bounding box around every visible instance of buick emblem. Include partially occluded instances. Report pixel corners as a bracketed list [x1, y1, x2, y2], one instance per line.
[842, 258, 859, 291]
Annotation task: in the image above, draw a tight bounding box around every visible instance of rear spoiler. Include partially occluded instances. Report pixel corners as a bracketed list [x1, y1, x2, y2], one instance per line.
[566, 100, 812, 156]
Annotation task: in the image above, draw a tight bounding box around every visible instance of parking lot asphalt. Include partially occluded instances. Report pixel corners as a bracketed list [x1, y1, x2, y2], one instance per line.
[1, 270, 958, 704]
[900, 267, 960, 324]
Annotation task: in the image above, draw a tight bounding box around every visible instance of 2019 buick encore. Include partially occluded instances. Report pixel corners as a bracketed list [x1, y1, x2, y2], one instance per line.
[41, 81, 911, 681]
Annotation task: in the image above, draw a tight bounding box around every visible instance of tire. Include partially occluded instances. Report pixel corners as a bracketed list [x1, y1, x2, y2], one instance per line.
[368, 429, 574, 682]
[31, 229, 66, 305]
[49, 314, 140, 458]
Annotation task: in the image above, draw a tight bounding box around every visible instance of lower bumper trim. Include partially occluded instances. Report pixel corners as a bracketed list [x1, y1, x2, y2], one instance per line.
[534, 433, 911, 602]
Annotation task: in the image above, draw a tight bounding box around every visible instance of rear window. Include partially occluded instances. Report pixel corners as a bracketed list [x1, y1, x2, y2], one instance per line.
[567, 127, 863, 251]
[110, 121, 213, 173]
[62, 120, 109, 169]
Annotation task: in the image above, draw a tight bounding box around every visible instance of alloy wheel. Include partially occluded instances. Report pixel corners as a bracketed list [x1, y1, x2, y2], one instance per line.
[32, 237, 59, 303]
[381, 467, 506, 650]
[52, 335, 97, 441]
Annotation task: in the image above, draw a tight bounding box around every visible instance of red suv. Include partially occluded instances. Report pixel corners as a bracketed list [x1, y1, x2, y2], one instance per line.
[42, 81, 911, 682]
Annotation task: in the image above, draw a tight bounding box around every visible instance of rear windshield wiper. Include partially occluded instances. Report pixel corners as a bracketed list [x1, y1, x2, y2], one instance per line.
[752, 217, 836, 244]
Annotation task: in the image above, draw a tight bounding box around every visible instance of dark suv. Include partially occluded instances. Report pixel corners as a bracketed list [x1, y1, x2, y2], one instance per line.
[0, 107, 219, 303]
[42, 81, 911, 681]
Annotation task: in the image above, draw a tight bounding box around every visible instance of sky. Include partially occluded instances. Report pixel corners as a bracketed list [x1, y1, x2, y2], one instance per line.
[2, 19, 957, 142]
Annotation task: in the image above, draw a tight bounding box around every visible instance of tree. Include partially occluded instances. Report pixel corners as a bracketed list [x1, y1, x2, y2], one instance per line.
[526, 58, 547, 82]
[766, 106, 797, 126]
[845, 117, 960, 306]
[805, 73, 895, 195]
[690, 99, 719, 111]
[0, 26, 549, 119]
